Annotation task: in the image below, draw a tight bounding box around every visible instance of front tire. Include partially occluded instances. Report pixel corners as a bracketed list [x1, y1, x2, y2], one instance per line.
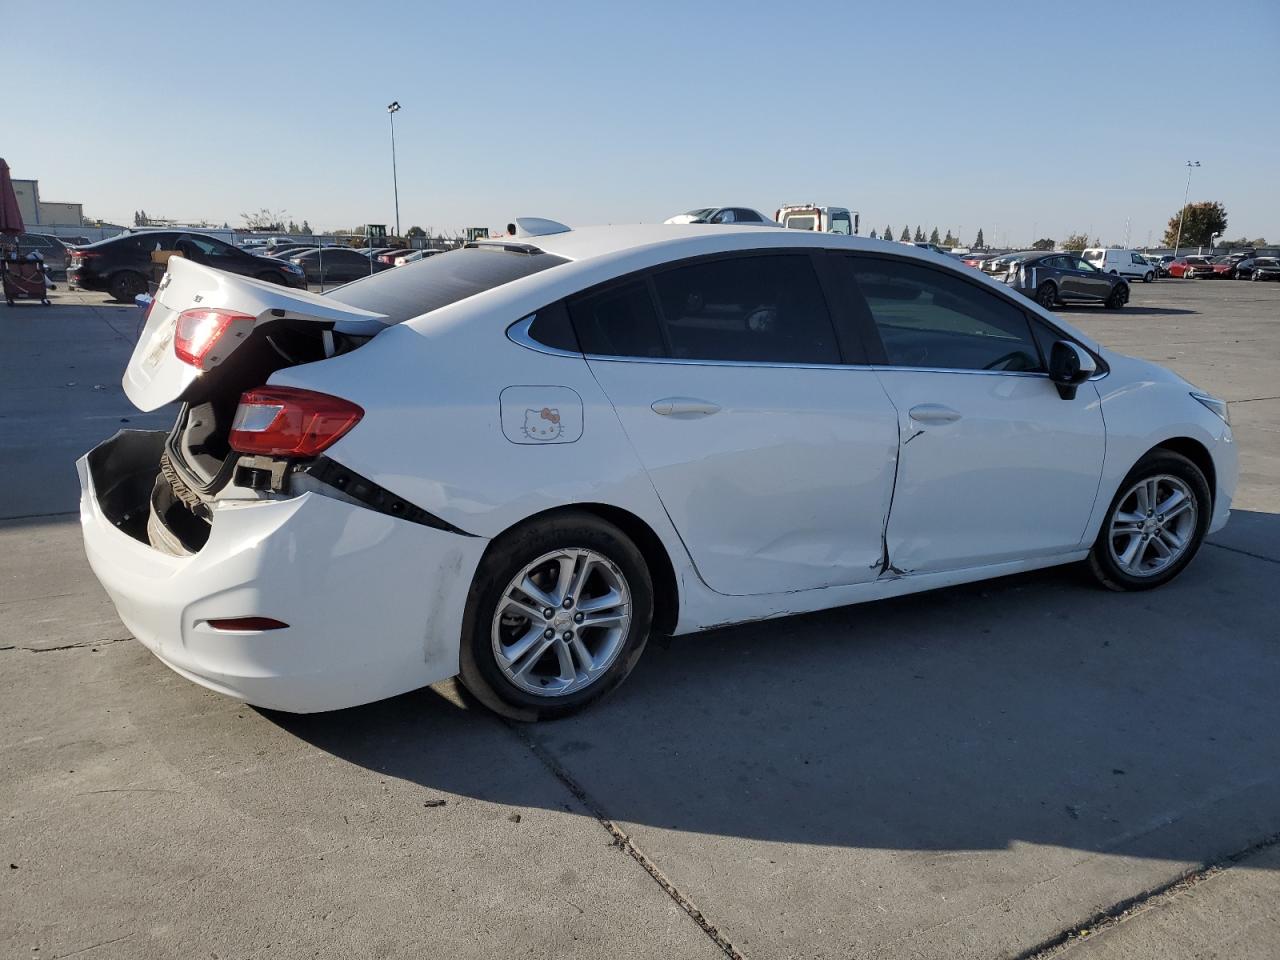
[1086, 451, 1211, 591]
[1143, 271, 1154, 283]
[458, 512, 654, 721]
[1105, 284, 1128, 309]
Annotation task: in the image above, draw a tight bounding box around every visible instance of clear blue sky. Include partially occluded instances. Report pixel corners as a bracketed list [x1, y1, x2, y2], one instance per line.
[11, 1, 1278, 245]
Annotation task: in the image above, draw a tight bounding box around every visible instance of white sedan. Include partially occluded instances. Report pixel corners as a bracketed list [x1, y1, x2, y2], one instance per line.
[78, 224, 1236, 720]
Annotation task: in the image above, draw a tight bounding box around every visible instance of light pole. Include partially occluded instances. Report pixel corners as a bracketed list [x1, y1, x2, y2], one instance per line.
[387, 101, 401, 237]
[1173, 160, 1199, 256]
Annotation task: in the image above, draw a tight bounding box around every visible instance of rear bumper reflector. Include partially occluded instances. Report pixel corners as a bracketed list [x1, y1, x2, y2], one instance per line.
[206, 617, 290, 632]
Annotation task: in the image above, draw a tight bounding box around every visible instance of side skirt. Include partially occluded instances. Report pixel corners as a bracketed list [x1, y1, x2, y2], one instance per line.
[673, 550, 1090, 635]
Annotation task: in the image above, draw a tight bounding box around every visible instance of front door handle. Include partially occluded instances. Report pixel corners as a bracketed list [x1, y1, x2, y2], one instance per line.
[651, 397, 721, 418]
[908, 403, 961, 424]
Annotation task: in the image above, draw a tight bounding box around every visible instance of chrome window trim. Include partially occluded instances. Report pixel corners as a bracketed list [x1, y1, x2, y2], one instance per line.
[582, 353, 858, 372]
[505, 313, 582, 359]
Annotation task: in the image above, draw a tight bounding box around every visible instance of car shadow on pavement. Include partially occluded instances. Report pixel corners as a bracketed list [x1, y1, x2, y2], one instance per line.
[272, 508, 1280, 865]
[1056, 305, 1199, 316]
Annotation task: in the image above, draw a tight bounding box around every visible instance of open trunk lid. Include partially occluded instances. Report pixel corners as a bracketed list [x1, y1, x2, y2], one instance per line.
[123, 256, 390, 413]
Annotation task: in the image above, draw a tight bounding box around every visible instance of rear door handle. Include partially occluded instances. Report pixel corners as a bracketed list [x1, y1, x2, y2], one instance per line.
[651, 397, 721, 418]
[908, 403, 961, 424]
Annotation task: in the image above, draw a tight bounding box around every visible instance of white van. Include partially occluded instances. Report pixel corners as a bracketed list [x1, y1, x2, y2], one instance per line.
[1083, 248, 1156, 282]
[775, 204, 858, 235]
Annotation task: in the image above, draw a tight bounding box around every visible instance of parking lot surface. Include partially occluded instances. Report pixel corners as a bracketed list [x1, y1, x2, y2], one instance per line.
[3, 280, 1278, 959]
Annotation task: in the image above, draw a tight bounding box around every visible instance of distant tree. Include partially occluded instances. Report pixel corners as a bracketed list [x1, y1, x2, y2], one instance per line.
[406, 225, 426, 238]
[1063, 232, 1090, 252]
[975, 228, 985, 249]
[132, 210, 140, 226]
[884, 224, 894, 242]
[287, 220, 299, 234]
[943, 230, 955, 247]
[1163, 201, 1227, 248]
[137, 209, 148, 226]
[929, 227, 941, 245]
[869, 229, 878, 239]
[301, 219, 312, 235]
[914, 226, 925, 242]
[241, 208, 290, 232]
[900, 225, 911, 241]
[1031, 237, 1055, 251]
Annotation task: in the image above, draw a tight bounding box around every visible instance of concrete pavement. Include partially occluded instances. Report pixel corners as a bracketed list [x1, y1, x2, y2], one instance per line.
[2, 280, 1277, 958]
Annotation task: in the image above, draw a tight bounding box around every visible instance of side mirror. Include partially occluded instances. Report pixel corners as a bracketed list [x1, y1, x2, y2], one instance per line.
[1048, 340, 1097, 400]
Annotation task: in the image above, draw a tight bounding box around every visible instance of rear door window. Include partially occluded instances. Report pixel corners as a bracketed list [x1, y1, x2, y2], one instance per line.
[844, 256, 1042, 372]
[650, 254, 840, 364]
[570, 280, 666, 358]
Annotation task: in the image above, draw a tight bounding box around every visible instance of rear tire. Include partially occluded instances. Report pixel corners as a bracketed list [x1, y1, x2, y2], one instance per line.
[458, 512, 654, 721]
[1086, 451, 1211, 592]
[108, 270, 146, 303]
[1035, 281, 1057, 309]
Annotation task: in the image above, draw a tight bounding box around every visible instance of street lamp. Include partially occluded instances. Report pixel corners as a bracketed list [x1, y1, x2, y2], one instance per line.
[1172, 160, 1200, 257]
[387, 101, 401, 237]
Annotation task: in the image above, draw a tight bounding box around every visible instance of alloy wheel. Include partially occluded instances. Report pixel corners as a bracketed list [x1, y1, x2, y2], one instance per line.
[491, 548, 632, 697]
[1107, 475, 1198, 578]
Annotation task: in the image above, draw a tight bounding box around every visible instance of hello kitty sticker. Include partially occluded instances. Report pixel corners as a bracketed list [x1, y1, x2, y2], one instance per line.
[523, 407, 562, 441]
[500, 387, 583, 445]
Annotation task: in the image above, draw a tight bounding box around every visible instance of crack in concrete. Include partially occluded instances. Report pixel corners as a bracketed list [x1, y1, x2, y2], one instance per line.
[1206, 541, 1280, 565]
[1227, 395, 1280, 405]
[505, 721, 746, 960]
[0, 509, 80, 523]
[1014, 831, 1280, 959]
[5, 636, 132, 654]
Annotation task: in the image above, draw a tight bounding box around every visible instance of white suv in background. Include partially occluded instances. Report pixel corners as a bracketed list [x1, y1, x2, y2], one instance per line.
[1083, 248, 1156, 282]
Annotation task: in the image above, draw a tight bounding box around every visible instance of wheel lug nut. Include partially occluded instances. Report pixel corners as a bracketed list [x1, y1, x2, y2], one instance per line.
[562, 598, 573, 609]
[543, 628, 555, 639]
[543, 608, 554, 619]
[574, 612, 584, 623]
[562, 631, 573, 641]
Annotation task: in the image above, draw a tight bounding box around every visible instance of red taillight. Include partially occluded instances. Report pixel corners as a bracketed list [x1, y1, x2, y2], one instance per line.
[206, 617, 289, 632]
[174, 307, 253, 367]
[228, 386, 363, 457]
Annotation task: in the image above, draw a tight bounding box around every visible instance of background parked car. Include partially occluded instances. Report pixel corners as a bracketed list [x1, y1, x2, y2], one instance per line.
[1082, 248, 1156, 282]
[662, 207, 776, 225]
[14, 233, 69, 274]
[375, 248, 412, 265]
[1248, 257, 1280, 281]
[1182, 256, 1218, 279]
[1004, 252, 1129, 309]
[68, 231, 306, 300]
[288, 247, 389, 283]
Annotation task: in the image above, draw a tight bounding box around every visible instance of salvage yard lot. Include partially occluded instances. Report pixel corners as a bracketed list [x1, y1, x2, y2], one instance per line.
[2, 279, 1278, 959]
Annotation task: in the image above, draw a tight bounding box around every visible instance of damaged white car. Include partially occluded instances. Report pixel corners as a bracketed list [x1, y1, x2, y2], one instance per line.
[78, 225, 1236, 719]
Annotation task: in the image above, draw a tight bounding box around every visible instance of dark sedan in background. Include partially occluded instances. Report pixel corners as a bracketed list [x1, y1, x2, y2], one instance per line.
[287, 247, 391, 283]
[68, 231, 307, 300]
[1248, 257, 1280, 281]
[1001, 251, 1129, 309]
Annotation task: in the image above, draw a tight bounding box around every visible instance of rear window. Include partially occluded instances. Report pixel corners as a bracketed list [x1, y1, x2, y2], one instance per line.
[1084, 250, 1103, 262]
[325, 245, 568, 323]
[785, 215, 818, 231]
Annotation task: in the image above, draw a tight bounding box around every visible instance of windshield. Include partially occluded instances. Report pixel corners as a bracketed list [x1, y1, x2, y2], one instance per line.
[1257, 258, 1279, 266]
[325, 245, 569, 323]
[685, 208, 715, 220]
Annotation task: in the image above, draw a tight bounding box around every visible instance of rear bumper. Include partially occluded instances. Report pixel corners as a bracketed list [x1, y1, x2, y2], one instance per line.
[77, 431, 488, 712]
